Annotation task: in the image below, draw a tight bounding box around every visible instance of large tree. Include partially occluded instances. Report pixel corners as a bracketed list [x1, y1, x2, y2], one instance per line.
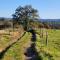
[12, 5, 39, 30]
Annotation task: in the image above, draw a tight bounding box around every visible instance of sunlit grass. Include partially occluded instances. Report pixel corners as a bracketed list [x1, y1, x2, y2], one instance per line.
[2, 32, 31, 60]
[0, 35, 10, 49]
[36, 29, 60, 60]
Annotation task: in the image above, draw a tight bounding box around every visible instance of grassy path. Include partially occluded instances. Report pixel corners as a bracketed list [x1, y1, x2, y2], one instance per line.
[0, 30, 24, 53]
[1, 30, 42, 60]
[1, 32, 31, 60]
[24, 30, 42, 60]
[1, 29, 56, 60]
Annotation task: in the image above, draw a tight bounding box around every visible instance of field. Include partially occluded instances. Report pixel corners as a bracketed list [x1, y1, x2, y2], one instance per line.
[0, 27, 24, 55]
[36, 29, 60, 60]
[0, 28, 60, 60]
[1, 32, 31, 60]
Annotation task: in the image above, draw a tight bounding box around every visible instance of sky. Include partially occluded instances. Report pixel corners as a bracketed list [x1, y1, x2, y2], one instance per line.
[0, 0, 60, 19]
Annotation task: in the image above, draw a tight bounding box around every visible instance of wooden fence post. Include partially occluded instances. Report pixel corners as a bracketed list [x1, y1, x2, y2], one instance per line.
[46, 30, 48, 46]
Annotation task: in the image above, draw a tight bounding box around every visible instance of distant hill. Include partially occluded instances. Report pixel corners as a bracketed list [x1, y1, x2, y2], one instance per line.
[0, 17, 12, 21]
[40, 19, 60, 22]
[39, 19, 60, 29]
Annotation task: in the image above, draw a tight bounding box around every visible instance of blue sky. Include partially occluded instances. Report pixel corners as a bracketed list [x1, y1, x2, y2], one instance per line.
[0, 0, 60, 19]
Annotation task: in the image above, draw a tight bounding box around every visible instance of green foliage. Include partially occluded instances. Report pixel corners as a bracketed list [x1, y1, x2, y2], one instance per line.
[12, 5, 39, 30]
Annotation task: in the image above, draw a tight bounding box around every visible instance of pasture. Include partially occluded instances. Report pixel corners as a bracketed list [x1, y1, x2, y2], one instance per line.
[36, 29, 60, 60]
[0, 28, 60, 60]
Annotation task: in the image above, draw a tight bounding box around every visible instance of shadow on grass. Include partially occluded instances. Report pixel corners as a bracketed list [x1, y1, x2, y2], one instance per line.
[24, 43, 42, 60]
[24, 29, 43, 60]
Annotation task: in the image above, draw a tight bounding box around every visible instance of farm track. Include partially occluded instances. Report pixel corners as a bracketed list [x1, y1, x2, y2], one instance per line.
[24, 31, 42, 60]
[0, 30, 53, 60]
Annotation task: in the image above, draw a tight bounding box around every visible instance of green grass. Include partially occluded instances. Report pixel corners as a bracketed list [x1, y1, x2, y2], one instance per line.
[0, 35, 10, 49]
[0, 28, 24, 52]
[35, 29, 60, 60]
[2, 32, 31, 60]
[1, 29, 60, 60]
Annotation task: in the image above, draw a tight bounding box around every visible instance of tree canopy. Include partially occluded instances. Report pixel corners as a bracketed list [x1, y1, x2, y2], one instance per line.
[12, 5, 39, 30]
